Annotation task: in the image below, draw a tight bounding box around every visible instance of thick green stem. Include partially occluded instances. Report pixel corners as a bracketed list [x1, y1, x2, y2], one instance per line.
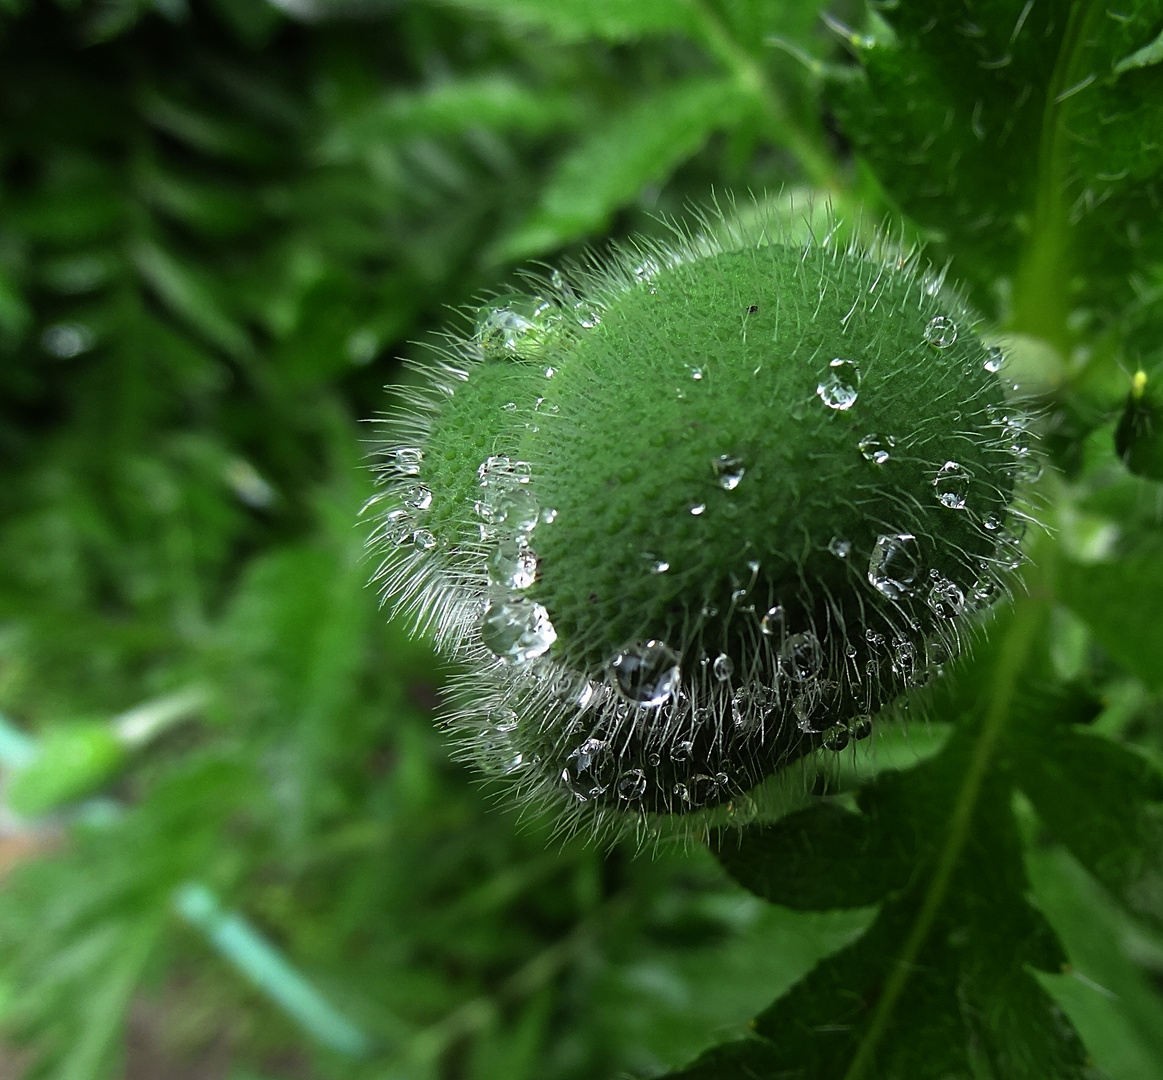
[1010, 0, 1106, 351]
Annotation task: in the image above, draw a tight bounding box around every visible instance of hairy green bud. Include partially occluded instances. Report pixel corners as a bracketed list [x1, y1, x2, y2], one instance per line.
[368, 205, 1029, 834]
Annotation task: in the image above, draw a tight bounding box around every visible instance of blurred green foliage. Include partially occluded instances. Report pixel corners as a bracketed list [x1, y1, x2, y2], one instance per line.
[2, 1, 1163, 1078]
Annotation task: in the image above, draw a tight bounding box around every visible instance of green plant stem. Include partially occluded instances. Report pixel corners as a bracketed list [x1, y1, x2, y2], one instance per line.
[685, 0, 838, 190]
[841, 596, 1044, 1080]
[1011, 0, 1106, 351]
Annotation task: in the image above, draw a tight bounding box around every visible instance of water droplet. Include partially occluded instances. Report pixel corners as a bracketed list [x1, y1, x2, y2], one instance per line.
[673, 782, 691, 804]
[650, 559, 669, 574]
[701, 604, 719, 618]
[817, 358, 861, 410]
[688, 774, 719, 805]
[866, 628, 885, 647]
[689, 503, 706, 516]
[713, 454, 745, 490]
[892, 640, 918, 681]
[689, 365, 704, 381]
[828, 536, 852, 558]
[933, 461, 970, 509]
[617, 768, 648, 801]
[712, 654, 734, 681]
[573, 302, 601, 329]
[544, 366, 557, 378]
[502, 752, 525, 774]
[647, 751, 662, 767]
[383, 507, 414, 545]
[477, 454, 509, 482]
[476, 295, 558, 355]
[984, 346, 1004, 373]
[402, 484, 433, 511]
[480, 598, 557, 662]
[498, 488, 540, 534]
[782, 632, 822, 681]
[670, 739, 693, 764]
[927, 577, 966, 619]
[858, 433, 896, 465]
[488, 539, 538, 589]
[391, 447, 423, 475]
[412, 529, 437, 550]
[822, 723, 850, 752]
[502, 401, 517, 411]
[983, 511, 1003, 531]
[868, 533, 920, 598]
[969, 573, 1003, 609]
[607, 640, 681, 706]
[850, 715, 873, 741]
[760, 606, 785, 636]
[488, 708, 519, 733]
[562, 738, 613, 802]
[540, 507, 558, 524]
[924, 315, 958, 348]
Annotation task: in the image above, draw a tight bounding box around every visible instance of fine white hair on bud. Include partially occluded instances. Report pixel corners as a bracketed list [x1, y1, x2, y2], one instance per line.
[365, 197, 1034, 839]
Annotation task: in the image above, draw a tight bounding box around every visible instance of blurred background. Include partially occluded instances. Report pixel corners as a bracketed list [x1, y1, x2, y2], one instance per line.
[0, 1, 871, 1077]
[2, 1, 1163, 1079]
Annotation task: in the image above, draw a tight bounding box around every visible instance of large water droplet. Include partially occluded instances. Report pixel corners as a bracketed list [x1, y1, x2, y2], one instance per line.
[984, 345, 1004, 373]
[390, 447, 423, 476]
[487, 707, 519, 733]
[402, 484, 433, 511]
[607, 640, 681, 706]
[687, 774, 720, 806]
[480, 598, 557, 662]
[924, 315, 958, 348]
[689, 503, 706, 516]
[868, 533, 920, 598]
[476, 295, 559, 355]
[411, 529, 437, 550]
[933, 461, 970, 509]
[488, 539, 538, 589]
[617, 768, 648, 801]
[858, 433, 896, 465]
[782, 631, 822, 681]
[817, 358, 861, 410]
[670, 739, 693, 764]
[713, 454, 745, 490]
[712, 653, 734, 681]
[562, 738, 613, 802]
[851, 715, 874, 741]
[822, 723, 850, 752]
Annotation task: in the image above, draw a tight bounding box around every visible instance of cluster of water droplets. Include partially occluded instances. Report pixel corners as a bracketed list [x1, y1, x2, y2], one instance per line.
[378, 447, 442, 551]
[476, 455, 558, 665]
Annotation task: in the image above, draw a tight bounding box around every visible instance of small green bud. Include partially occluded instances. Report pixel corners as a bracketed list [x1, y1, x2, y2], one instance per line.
[368, 205, 1028, 832]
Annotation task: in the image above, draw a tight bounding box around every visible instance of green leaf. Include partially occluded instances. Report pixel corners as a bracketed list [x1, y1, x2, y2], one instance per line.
[6, 723, 126, 817]
[676, 733, 1092, 1079]
[713, 803, 905, 911]
[1013, 714, 1163, 930]
[493, 76, 752, 261]
[1058, 549, 1163, 691]
[321, 75, 581, 160]
[130, 240, 252, 358]
[439, 0, 698, 42]
[825, 0, 1163, 328]
[1027, 842, 1163, 1080]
